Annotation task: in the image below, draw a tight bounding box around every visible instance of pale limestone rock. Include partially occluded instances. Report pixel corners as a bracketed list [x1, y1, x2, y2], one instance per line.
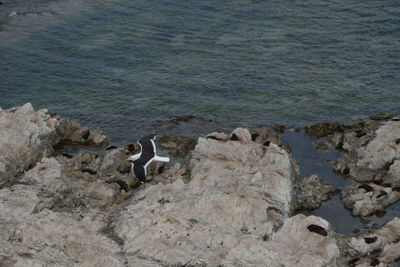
[0, 103, 58, 179]
[356, 121, 400, 171]
[223, 215, 341, 266]
[341, 183, 400, 216]
[0, 209, 124, 267]
[335, 120, 400, 184]
[386, 160, 400, 188]
[20, 157, 118, 210]
[349, 217, 400, 265]
[231, 127, 252, 143]
[113, 128, 299, 265]
[0, 103, 108, 186]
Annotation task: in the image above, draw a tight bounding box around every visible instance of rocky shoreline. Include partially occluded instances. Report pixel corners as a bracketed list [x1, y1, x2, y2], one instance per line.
[0, 103, 399, 266]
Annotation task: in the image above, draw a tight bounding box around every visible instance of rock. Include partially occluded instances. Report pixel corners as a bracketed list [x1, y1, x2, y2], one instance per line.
[230, 127, 252, 143]
[112, 128, 299, 265]
[348, 217, 400, 265]
[341, 183, 400, 216]
[19, 157, 119, 211]
[157, 135, 197, 158]
[86, 128, 108, 145]
[0, 103, 58, 180]
[315, 141, 329, 151]
[325, 131, 344, 149]
[386, 160, 400, 188]
[356, 120, 400, 171]
[280, 143, 292, 153]
[0, 103, 108, 186]
[296, 175, 337, 210]
[0, 208, 124, 266]
[305, 122, 343, 138]
[369, 113, 395, 121]
[335, 120, 400, 183]
[248, 126, 281, 145]
[223, 215, 341, 266]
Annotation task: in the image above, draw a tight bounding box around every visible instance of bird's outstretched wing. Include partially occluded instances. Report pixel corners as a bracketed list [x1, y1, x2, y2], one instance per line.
[130, 133, 169, 184]
[136, 134, 156, 165]
[133, 164, 147, 183]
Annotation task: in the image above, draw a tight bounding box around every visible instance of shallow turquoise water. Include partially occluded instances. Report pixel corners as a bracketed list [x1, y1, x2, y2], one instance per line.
[1, 0, 400, 142]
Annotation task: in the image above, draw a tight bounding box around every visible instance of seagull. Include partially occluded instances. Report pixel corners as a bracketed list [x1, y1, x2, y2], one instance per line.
[128, 133, 170, 183]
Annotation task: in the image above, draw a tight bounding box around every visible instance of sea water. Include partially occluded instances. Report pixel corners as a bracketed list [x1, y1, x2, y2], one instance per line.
[1, 0, 399, 142]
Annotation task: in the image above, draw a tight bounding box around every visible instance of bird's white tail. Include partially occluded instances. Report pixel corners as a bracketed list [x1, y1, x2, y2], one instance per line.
[154, 156, 170, 162]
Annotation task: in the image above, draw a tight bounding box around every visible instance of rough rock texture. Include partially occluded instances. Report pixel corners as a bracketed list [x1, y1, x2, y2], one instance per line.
[0, 198, 123, 266]
[19, 157, 121, 211]
[112, 128, 301, 266]
[223, 214, 341, 266]
[305, 120, 382, 151]
[0, 103, 108, 187]
[247, 126, 281, 146]
[296, 175, 337, 211]
[8, 105, 400, 266]
[347, 217, 400, 266]
[157, 136, 197, 158]
[335, 120, 400, 184]
[341, 183, 400, 216]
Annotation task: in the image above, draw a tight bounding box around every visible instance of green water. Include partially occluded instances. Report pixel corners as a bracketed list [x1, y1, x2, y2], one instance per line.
[1, 0, 399, 142]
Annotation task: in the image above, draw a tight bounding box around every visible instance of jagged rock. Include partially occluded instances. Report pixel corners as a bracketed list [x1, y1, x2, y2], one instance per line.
[0, 207, 123, 266]
[325, 131, 344, 149]
[247, 126, 281, 146]
[386, 160, 400, 189]
[356, 121, 400, 171]
[335, 120, 400, 184]
[112, 128, 299, 265]
[157, 135, 197, 158]
[305, 122, 343, 138]
[296, 175, 337, 210]
[369, 113, 395, 121]
[348, 217, 400, 265]
[0, 103, 58, 182]
[19, 157, 119, 211]
[0, 103, 108, 186]
[341, 183, 400, 216]
[223, 215, 341, 266]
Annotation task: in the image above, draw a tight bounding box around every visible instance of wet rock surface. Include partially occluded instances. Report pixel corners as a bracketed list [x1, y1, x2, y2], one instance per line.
[1, 104, 400, 266]
[295, 174, 337, 210]
[345, 217, 400, 266]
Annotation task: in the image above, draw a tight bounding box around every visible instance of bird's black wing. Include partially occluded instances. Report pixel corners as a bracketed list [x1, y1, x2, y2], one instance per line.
[133, 164, 147, 183]
[137, 134, 156, 160]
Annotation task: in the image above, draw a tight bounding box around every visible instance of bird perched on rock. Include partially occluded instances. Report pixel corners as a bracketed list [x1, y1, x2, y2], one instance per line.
[127, 133, 170, 183]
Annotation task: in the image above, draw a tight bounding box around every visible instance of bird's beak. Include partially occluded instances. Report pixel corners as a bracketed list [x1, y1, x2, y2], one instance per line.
[125, 158, 131, 162]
